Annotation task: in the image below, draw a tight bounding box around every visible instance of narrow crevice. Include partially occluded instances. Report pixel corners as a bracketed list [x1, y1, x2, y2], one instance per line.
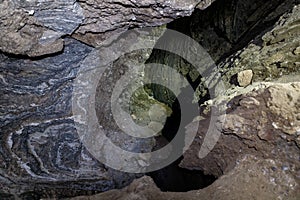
[146, 84, 216, 191]
[143, 10, 218, 192]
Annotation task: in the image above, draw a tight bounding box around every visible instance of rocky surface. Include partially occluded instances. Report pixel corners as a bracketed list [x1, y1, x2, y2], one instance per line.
[0, 36, 154, 198]
[177, 3, 300, 197]
[67, 155, 299, 200]
[0, 0, 299, 199]
[0, 0, 213, 57]
[73, 0, 216, 47]
[0, 0, 83, 57]
[190, 0, 300, 62]
[218, 2, 300, 88]
[65, 81, 300, 199]
[236, 70, 253, 87]
[65, 3, 300, 199]
[182, 82, 300, 175]
[145, 0, 300, 106]
[0, 24, 172, 198]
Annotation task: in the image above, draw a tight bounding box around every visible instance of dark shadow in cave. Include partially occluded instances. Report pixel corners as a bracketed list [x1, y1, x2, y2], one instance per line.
[147, 156, 216, 192]
[144, 0, 292, 191]
[143, 13, 216, 192]
[146, 83, 216, 192]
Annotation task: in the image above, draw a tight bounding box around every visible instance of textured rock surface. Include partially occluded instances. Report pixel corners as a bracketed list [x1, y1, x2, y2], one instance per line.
[237, 70, 253, 87]
[73, 0, 209, 46]
[67, 155, 299, 200]
[0, 0, 299, 199]
[145, 0, 300, 105]
[66, 83, 300, 200]
[190, 0, 299, 62]
[182, 82, 300, 176]
[191, 0, 300, 104]
[218, 3, 300, 87]
[177, 5, 300, 196]
[0, 37, 155, 198]
[175, 5, 300, 197]
[0, 0, 214, 56]
[0, 0, 83, 57]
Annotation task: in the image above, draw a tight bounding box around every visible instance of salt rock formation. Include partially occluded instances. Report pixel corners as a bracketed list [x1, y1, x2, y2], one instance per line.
[0, 0, 212, 56]
[0, 0, 299, 199]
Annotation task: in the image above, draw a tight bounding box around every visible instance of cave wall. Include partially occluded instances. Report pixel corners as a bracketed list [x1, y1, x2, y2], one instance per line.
[0, 0, 213, 57]
[0, 0, 299, 199]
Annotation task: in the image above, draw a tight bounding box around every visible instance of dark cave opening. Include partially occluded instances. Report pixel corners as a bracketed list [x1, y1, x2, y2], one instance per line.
[145, 83, 217, 192]
[142, 12, 217, 190]
[146, 99, 217, 192]
[147, 156, 216, 192]
[144, 0, 291, 191]
[0, 0, 299, 198]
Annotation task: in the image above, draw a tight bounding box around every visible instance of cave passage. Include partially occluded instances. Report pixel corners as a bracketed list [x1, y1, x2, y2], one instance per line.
[144, 0, 286, 191]
[143, 15, 216, 190]
[147, 156, 216, 192]
[146, 97, 217, 192]
[145, 83, 216, 192]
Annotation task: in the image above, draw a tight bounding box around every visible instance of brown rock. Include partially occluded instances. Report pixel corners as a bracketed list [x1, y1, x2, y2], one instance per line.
[74, 0, 205, 46]
[181, 82, 300, 182]
[0, 0, 211, 56]
[65, 155, 299, 200]
[0, 0, 79, 57]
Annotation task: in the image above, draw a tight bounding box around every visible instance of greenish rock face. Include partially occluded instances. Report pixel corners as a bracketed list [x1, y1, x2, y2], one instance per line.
[128, 87, 172, 130]
[112, 26, 174, 131]
[217, 5, 300, 90]
[144, 43, 202, 107]
[141, 0, 300, 107]
[129, 0, 300, 133]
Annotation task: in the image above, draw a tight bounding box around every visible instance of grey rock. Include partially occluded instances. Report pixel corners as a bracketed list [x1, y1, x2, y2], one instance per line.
[73, 0, 205, 46]
[190, 0, 299, 62]
[77, 0, 201, 34]
[14, 0, 84, 35]
[145, 0, 299, 105]
[0, 37, 147, 198]
[1, 0, 299, 199]
[0, 0, 214, 56]
[0, 0, 83, 57]
[218, 3, 300, 87]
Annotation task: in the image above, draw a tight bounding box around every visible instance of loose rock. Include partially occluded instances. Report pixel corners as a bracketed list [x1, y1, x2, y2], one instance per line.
[237, 70, 253, 87]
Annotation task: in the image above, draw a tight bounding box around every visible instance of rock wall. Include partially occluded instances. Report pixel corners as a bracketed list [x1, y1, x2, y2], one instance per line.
[0, 0, 299, 199]
[67, 1, 300, 200]
[0, 37, 139, 198]
[0, 0, 213, 57]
